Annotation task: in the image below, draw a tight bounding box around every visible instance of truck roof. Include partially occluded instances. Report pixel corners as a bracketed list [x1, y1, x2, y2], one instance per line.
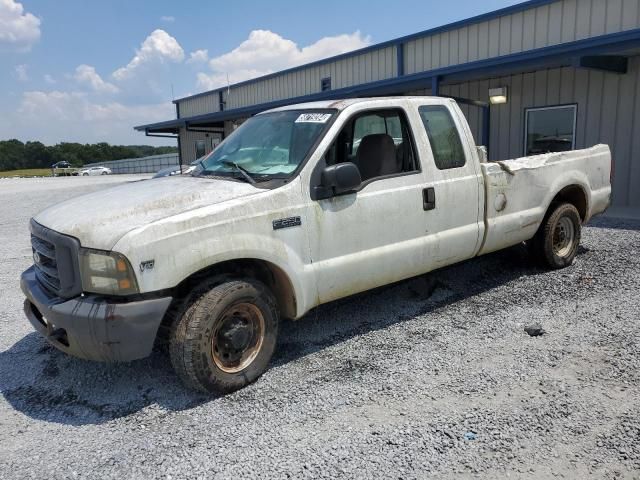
[261, 96, 443, 114]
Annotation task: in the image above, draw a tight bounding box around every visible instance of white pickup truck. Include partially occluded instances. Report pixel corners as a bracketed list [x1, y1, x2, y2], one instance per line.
[21, 97, 612, 393]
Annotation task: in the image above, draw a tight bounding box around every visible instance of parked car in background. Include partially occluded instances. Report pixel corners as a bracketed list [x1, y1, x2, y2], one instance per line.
[78, 166, 112, 176]
[51, 161, 71, 169]
[152, 159, 202, 178]
[51, 161, 76, 177]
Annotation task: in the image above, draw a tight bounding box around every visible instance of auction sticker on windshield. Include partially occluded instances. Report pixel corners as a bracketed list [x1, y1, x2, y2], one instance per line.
[295, 113, 332, 123]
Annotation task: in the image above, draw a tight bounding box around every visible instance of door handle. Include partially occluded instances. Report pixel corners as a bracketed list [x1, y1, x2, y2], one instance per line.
[423, 187, 436, 211]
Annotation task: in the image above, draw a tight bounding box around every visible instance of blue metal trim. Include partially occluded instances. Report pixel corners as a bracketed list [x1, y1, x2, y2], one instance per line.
[172, 0, 558, 104]
[431, 76, 440, 96]
[482, 106, 490, 151]
[397, 43, 404, 76]
[136, 28, 640, 132]
[135, 118, 186, 131]
[423, 28, 640, 80]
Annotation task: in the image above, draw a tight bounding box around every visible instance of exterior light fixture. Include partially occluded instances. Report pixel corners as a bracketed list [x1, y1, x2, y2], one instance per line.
[489, 87, 508, 105]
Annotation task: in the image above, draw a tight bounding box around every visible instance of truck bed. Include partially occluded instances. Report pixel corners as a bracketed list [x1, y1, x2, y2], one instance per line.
[478, 144, 612, 255]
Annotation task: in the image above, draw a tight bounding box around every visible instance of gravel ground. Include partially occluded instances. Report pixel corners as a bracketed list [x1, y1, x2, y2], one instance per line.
[0, 176, 639, 479]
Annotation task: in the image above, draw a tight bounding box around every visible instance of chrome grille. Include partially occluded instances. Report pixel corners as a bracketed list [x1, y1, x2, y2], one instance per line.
[30, 219, 82, 299]
[31, 233, 60, 294]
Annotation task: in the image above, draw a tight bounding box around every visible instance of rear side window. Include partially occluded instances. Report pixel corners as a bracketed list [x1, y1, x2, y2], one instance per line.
[419, 106, 466, 170]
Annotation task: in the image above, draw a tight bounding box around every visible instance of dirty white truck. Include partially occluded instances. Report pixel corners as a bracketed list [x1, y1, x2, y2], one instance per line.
[21, 97, 612, 393]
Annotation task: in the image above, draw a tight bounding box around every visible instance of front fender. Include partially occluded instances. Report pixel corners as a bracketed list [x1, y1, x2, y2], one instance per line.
[116, 229, 315, 319]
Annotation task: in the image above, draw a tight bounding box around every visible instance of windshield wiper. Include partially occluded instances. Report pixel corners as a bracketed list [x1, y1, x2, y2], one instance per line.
[220, 160, 256, 185]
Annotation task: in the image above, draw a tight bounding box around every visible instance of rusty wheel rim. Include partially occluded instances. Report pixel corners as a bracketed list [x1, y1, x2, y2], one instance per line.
[211, 302, 265, 373]
[553, 216, 575, 257]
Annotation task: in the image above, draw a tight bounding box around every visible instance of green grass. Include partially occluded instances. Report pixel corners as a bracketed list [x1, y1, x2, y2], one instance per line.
[0, 168, 56, 178]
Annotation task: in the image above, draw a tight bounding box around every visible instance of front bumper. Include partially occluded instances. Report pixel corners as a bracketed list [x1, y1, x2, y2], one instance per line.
[21, 266, 172, 362]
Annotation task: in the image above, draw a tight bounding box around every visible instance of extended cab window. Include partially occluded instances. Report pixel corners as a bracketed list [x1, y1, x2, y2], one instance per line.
[325, 109, 418, 182]
[419, 106, 466, 170]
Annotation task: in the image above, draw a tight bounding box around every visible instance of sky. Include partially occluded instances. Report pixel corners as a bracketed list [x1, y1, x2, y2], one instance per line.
[0, 0, 523, 146]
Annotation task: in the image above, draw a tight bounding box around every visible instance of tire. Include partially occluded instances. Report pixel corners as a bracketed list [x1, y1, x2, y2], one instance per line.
[169, 279, 279, 394]
[82, 173, 88, 176]
[101, 171, 107, 175]
[529, 202, 581, 269]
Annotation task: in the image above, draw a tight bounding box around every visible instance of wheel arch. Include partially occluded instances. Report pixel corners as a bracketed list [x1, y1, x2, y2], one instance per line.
[547, 184, 589, 222]
[172, 258, 298, 320]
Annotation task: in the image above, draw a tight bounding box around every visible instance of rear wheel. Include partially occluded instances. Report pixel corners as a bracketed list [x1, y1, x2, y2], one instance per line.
[169, 279, 279, 393]
[529, 202, 581, 269]
[101, 171, 108, 175]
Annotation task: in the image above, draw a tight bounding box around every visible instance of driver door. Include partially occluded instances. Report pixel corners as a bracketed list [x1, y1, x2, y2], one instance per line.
[304, 105, 435, 304]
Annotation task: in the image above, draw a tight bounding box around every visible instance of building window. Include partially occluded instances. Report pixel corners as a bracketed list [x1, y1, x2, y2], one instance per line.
[418, 105, 466, 170]
[321, 77, 331, 91]
[525, 105, 577, 156]
[195, 140, 206, 159]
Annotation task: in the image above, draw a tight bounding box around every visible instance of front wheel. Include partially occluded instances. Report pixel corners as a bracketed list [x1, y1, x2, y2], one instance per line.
[529, 202, 581, 269]
[170, 279, 279, 393]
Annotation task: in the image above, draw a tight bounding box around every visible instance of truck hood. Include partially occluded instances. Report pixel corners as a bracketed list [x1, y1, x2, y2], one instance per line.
[34, 176, 261, 250]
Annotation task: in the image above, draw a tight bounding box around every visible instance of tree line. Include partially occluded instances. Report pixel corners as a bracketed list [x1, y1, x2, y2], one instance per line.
[0, 140, 178, 171]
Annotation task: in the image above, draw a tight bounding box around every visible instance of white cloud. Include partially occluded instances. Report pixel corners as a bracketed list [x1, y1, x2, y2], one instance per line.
[186, 49, 208, 64]
[74, 64, 119, 93]
[0, 28, 186, 145]
[112, 29, 184, 81]
[196, 30, 371, 90]
[160, 15, 175, 23]
[4, 90, 175, 144]
[14, 63, 28, 82]
[0, 0, 40, 52]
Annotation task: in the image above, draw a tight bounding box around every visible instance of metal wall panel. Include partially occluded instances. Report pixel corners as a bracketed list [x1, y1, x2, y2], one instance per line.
[179, 93, 219, 118]
[623, 0, 640, 30]
[179, 127, 216, 162]
[220, 45, 397, 110]
[428, 57, 640, 208]
[179, 119, 246, 163]
[404, 0, 640, 75]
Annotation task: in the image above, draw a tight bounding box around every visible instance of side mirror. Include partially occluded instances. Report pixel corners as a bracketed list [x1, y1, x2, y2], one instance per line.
[315, 162, 361, 199]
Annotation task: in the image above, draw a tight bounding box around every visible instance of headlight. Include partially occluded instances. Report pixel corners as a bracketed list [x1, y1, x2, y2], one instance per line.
[79, 249, 139, 295]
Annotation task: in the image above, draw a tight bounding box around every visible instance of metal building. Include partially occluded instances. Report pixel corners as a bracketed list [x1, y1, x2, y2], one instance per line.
[135, 0, 640, 214]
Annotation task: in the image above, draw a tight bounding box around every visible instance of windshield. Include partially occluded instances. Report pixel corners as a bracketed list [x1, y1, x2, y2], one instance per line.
[198, 110, 335, 180]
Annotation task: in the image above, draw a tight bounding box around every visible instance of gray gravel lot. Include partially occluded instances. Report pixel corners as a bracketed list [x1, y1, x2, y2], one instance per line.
[0, 176, 639, 479]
